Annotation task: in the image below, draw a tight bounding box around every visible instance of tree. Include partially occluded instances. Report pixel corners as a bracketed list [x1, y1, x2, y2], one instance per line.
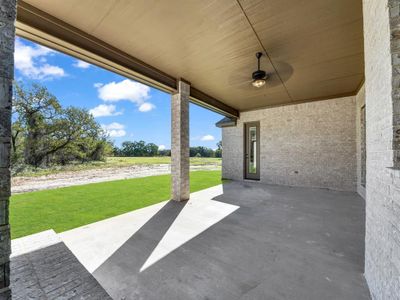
[158, 149, 171, 156]
[215, 141, 222, 158]
[50, 107, 110, 164]
[13, 83, 110, 167]
[119, 140, 160, 157]
[120, 141, 135, 156]
[133, 140, 147, 156]
[189, 146, 215, 157]
[145, 143, 159, 156]
[11, 120, 24, 164]
[14, 84, 62, 166]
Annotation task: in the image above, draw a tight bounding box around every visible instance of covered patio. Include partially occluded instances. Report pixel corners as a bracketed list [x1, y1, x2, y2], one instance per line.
[11, 182, 370, 299]
[1, 0, 399, 299]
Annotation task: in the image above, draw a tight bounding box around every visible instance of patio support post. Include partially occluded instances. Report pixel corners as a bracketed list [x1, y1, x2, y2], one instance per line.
[171, 80, 190, 201]
[0, 0, 16, 297]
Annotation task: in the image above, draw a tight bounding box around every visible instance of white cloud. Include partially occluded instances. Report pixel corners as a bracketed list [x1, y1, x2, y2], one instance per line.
[73, 60, 91, 69]
[97, 79, 150, 103]
[101, 122, 126, 138]
[14, 39, 66, 80]
[103, 122, 124, 130]
[89, 104, 123, 117]
[39, 65, 65, 77]
[201, 135, 215, 141]
[158, 145, 166, 151]
[96, 79, 155, 112]
[138, 102, 155, 112]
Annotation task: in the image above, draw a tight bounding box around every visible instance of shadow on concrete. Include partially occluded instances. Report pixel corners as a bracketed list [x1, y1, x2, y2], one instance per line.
[93, 200, 187, 299]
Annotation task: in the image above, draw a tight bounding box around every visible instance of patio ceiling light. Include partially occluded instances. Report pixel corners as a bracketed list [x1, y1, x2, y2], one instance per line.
[252, 52, 268, 88]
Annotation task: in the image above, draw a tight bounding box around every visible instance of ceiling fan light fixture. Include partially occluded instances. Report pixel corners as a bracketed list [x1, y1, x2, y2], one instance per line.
[252, 52, 267, 88]
[252, 78, 266, 88]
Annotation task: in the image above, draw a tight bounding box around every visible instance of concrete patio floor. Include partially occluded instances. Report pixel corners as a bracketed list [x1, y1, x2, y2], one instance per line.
[11, 181, 371, 299]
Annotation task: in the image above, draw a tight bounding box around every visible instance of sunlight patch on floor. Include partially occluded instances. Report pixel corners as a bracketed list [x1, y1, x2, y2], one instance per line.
[140, 186, 239, 272]
[59, 201, 169, 273]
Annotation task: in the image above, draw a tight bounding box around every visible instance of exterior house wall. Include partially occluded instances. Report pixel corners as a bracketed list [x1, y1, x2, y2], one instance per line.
[363, 0, 400, 298]
[222, 96, 357, 191]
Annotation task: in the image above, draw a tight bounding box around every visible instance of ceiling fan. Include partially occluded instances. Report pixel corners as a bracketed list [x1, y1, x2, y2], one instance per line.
[227, 51, 292, 90]
[252, 52, 268, 88]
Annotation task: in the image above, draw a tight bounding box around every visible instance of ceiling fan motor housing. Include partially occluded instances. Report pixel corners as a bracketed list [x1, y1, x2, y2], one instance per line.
[252, 69, 266, 81]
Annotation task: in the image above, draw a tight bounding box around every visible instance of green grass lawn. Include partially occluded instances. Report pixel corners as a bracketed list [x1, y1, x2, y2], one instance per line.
[10, 170, 222, 239]
[13, 156, 221, 177]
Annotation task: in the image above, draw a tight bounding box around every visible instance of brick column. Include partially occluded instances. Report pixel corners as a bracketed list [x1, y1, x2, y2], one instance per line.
[171, 80, 190, 201]
[0, 0, 16, 298]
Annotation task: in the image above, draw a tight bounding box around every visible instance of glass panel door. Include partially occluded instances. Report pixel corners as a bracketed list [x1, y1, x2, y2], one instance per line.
[245, 122, 260, 180]
[249, 126, 257, 174]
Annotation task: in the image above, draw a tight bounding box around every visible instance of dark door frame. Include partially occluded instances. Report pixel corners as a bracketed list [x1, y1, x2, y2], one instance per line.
[244, 121, 260, 180]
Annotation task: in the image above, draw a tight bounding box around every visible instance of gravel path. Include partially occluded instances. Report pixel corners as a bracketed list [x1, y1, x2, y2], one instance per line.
[11, 164, 220, 194]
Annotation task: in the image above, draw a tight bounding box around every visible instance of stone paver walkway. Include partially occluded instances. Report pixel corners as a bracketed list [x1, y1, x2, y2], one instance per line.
[10, 231, 111, 300]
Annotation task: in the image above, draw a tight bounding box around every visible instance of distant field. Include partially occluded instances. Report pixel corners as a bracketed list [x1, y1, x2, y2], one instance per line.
[13, 156, 221, 177]
[107, 156, 221, 166]
[10, 170, 223, 239]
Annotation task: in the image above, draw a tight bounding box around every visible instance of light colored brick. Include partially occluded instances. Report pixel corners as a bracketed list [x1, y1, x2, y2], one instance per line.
[171, 80, 190, 201]
[222, 97, 357, 191]
[363, 0, 400, 298]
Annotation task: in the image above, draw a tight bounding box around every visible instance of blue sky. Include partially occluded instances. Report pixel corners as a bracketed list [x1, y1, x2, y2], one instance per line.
[14, 37, 222, 150]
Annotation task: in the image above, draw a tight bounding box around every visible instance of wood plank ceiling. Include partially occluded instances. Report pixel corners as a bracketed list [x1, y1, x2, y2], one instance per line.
[17, 0, 364, 112]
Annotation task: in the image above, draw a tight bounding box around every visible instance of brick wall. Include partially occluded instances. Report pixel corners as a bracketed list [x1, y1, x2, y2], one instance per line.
[363, 0, 400, 298]
[222, 97, 357, 191]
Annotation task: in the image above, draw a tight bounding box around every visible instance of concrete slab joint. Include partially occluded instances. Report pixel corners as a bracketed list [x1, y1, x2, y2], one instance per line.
[171, 80, 190, 201]
[0, 0, 16, 298]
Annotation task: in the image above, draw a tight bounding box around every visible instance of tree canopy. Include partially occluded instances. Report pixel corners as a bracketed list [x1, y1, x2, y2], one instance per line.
[12, 83, 112, 167]
[113, 142, 222, 158]
[116, 140, 159, 157]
